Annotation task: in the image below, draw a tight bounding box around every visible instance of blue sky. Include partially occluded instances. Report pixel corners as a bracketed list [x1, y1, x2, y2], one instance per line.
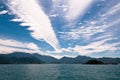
[0, 0, 120, 58]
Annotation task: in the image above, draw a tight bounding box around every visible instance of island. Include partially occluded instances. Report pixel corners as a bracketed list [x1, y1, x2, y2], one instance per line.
[85, 59, 104, 64]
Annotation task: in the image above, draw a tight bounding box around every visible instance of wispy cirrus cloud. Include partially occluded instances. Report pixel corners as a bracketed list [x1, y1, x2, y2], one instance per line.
[57, 1, 120, 56]
[49, 0, 93, 21]
[59, 18, 120, 40]
[59, 2, 120, 40]
[4, 0, 60, 50]
[65, 0, 93, 21]
[72, 38, 120, 55]
[0, 39, 40, 54]
[51, 38, 120, 56]
[0, 0, 120, 58]
[101, 3, 120, 17]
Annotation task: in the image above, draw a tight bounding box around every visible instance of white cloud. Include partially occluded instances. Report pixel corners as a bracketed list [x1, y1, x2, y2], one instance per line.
[1, 0, 119, 58]
[102, 3, 120, 17]
[10, 18, 22, 22]
[49, 0, 68, 18]
[66, 0, 93, 21]
[53, 1, 120, 57]
[52, 0, 56, 2]
[72, 39, 119, 55]
[0, 10, 8, 15]
[6, 0, 60, 50]
[93, 34, 112, 41]
[59, 25, 105, 40]
[49, 14, 59, 17]
[59, 2, 120, 41]
[50, 0, 93, 21]
[52, 38, 120, 56]
[104, 19, 120, 29]
[0, 39, 40, 54]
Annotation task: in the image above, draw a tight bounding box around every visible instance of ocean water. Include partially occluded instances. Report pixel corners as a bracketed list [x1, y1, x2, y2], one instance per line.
[0, 64, 120, 80]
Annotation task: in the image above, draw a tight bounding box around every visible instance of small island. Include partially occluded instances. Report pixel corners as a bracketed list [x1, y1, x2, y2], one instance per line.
[85, 59, 104, 64]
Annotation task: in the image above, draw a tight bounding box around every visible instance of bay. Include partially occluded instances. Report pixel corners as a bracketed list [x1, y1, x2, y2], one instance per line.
[0, 64, 120, 80]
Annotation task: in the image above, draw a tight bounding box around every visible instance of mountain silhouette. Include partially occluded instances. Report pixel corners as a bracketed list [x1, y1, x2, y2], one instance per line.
[0, 52, 120, 64]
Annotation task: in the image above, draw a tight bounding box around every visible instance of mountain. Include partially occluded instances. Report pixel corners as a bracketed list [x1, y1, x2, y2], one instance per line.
[33, 53, 58, 63]
[59, 57, 74, 64]
[0, 52, 120, 64]
[98, 57, 120, 64]
[0, 52, 43, 64]
[74, 56, 92, 63]
[59, 56, 92, 64]
[0, 52, 58, 64]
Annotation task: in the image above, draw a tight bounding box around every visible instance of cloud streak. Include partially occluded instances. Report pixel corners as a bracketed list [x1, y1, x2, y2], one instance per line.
[52, 38, 120, 56]
[0, 10, 8, 15]
[5, 0, 59, 50]
[50, 0, 93, 21]
[72, 38, 120, 55]
[57, 1, 120, 56]
[0, 0, 119, 58]
[0, 39, 40, 54]
[59, 2, 120, 40]
[66, 0, 93, 21]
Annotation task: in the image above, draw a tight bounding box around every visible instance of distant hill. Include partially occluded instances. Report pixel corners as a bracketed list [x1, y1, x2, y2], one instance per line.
[0, 52, 58, 64]
[59, 56, 92, 64]
[32, 53, 58, 63]
[0, 52, 43, 64]
[85, 59, 104, 64]
[0, 52, 120, 64]
[59, 57, 74, 64]
[98, 57, 120, 64]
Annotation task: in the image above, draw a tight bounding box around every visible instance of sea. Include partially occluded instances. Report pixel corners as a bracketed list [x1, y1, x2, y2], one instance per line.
[0, 64, 120, 80]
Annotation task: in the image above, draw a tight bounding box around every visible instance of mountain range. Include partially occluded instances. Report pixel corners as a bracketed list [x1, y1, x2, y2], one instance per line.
[0, 52, 120, 64]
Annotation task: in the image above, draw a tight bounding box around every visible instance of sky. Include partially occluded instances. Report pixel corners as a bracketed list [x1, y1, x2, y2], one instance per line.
[0, 0, 120, 58]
